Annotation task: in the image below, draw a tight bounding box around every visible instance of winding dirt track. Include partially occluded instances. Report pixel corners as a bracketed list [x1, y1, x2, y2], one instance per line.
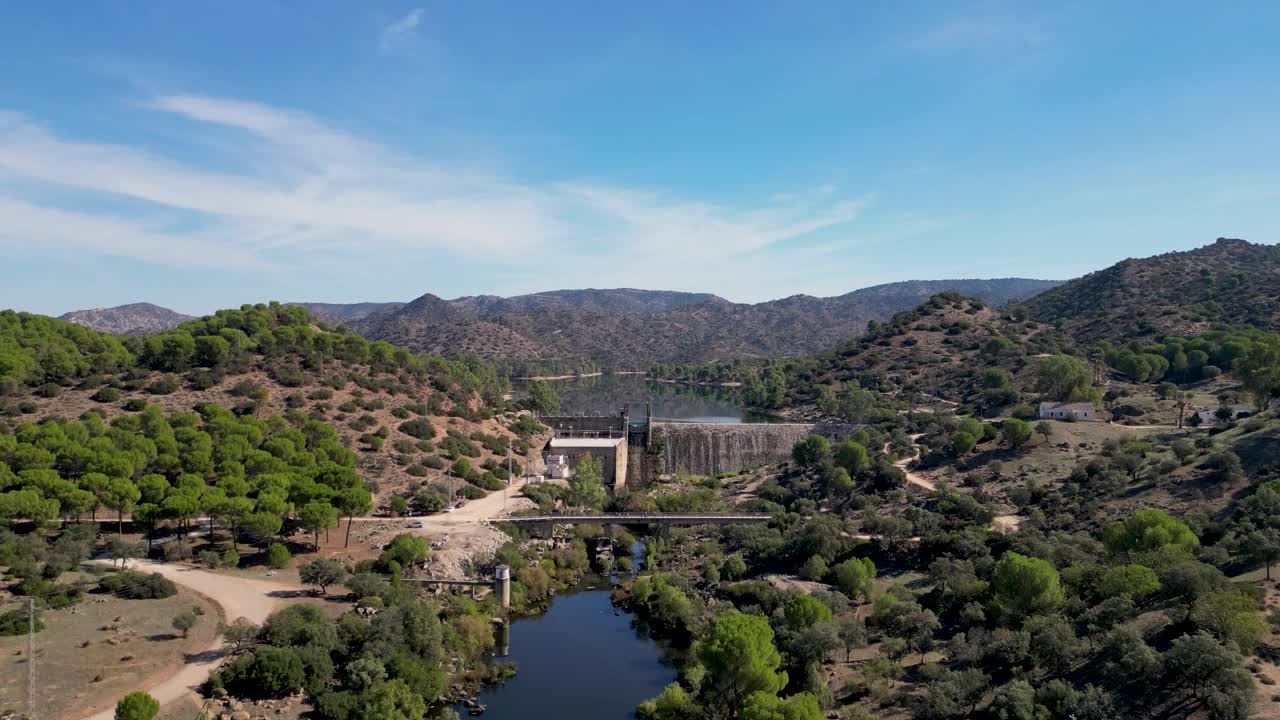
[78, 561, 304, 720]
[887, 436, 936, 491]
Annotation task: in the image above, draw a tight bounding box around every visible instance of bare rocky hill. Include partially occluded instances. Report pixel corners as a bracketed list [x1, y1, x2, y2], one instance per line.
[59, 302, 192, 335]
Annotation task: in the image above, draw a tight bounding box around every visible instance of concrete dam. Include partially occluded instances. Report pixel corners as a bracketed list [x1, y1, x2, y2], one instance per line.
[539, 407, 856, 486]
[648, 421, 816, 477]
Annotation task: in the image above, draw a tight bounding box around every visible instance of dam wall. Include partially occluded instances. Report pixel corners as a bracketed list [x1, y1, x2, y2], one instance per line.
[649, 422, 816, 477]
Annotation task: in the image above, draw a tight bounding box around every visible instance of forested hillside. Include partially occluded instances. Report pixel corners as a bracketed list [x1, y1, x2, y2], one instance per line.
[349, 279, 1061, 374]
[618, 266, 1280, 720]
[1022, 238, 1280, 343]
[0, 304, 546, 527]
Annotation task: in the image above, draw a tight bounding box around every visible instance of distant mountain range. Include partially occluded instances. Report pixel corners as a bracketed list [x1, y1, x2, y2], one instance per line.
[58, 303, 194, 336]
[345, 279, 1062, 372]
[56, 280, 1061, 369]
[47, 239, 1280, 373]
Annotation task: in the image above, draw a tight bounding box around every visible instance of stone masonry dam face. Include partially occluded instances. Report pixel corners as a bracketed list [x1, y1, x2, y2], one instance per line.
[648, 421, 817, 477]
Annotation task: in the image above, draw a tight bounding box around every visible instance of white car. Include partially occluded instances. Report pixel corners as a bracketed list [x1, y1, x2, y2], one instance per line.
[407, 521, 424, 528]
[443, 506, 455, 513]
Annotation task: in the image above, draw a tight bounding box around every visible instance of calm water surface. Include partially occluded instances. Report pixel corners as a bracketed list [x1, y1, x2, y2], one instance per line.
[453, 586, 676, 719]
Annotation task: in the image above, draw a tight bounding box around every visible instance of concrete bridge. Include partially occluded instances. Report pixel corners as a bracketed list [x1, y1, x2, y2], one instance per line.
[403, 565, 512, 609]
[502, 512, 772, 538]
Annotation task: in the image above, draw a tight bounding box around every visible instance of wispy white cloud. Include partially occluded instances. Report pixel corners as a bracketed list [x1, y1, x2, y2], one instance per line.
[379, 8, 425, 51]
[0, 94, 868, 295]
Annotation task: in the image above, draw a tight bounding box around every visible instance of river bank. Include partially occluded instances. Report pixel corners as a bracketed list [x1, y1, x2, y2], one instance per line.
[512, 370, 646, 381]
[446, 579, 677, 719]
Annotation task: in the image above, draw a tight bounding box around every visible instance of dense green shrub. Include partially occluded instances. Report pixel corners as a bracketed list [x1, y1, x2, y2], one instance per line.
[398, 419, 436, 440]
[0, 607, 44, 636]
[98, 571, 177, 599]
[113, 691, 160, 720]
[91, 387, 121, 403]
[216, 646, 306, 698]
[265, 543, 292, 569]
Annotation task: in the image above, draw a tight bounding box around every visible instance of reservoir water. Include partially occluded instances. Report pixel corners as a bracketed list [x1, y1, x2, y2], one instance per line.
[452, 586, 677, 719]
[513, 373, 779, 423]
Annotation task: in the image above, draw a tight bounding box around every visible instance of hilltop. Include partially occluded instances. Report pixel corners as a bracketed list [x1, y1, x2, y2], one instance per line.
[1022, 238, 1280, 343]
[348, 279, 1061, 373]
[1, 305, 543, 507]
[761, 293, 1075, 417]
[59, 303, 193, 336]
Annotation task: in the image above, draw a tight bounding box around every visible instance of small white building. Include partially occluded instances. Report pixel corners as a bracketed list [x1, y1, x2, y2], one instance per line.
[1038, 401, 1097, 421]
[545, 453, 572, 480]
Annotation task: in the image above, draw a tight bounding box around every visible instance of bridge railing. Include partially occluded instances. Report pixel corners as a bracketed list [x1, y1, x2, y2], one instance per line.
[502, 513, 772, 522]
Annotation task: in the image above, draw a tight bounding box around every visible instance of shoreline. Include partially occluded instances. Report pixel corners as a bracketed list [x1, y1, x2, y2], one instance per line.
[513, 371, 646, 381]
[651, 377, 743, 388]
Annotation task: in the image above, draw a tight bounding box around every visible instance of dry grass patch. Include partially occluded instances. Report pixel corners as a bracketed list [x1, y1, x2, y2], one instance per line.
[0, 586, 220, 720]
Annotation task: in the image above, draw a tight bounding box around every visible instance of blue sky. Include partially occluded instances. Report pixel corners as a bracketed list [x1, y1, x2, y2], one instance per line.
[2, 1, 1278, 315]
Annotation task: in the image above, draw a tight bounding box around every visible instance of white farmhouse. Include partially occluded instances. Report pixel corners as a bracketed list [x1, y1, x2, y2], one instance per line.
[1038, 401, 1097, 421]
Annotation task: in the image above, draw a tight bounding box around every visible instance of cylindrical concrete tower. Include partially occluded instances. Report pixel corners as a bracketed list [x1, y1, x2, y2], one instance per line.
[494, 565, 511, 610]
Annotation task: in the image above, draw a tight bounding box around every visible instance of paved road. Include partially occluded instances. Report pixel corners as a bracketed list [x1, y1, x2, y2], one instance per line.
[78, 561, 304, 720]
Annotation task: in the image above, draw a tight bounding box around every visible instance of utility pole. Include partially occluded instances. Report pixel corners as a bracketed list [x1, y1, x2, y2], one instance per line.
[505, 438, 513, 515]
[27, 596, 35, 720]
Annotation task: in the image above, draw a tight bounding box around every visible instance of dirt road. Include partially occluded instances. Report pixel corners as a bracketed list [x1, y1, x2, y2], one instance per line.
[403, 480, 539, 578]
[430, 478, 537, 527]
[887, 437, 936, 491]
[78, 561, 304, 720]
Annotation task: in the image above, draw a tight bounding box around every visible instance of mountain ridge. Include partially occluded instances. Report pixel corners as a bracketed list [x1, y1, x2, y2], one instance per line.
[349, 278, 1063, 372]
[55, 279, 1064, 369]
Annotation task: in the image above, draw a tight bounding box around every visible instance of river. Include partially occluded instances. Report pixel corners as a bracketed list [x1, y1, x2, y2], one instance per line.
[451, 583, 677, 719]
[513, 373, 779, 423]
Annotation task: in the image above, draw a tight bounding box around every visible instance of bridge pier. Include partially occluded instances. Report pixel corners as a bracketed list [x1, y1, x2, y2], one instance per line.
[538, 521, 554, 539]
[660, 524, 672, 539]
